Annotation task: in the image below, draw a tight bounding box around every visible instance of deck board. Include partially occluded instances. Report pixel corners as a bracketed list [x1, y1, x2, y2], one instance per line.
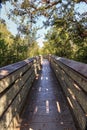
[17, 59, 77, 130]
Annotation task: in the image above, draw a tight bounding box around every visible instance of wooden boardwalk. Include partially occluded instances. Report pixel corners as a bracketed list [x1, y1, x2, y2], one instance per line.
[17, 60, 77, 130]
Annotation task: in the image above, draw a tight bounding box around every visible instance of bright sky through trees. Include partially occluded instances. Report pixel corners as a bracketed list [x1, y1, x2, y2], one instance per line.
[0, 1, 49, 47]
[0, 0, 87, 67]
[0, 1, 87, 47]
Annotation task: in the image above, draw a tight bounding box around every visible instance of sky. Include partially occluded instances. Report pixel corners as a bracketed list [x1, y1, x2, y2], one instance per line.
[0, 1, 87, 47]
[0, 1, 49, 47]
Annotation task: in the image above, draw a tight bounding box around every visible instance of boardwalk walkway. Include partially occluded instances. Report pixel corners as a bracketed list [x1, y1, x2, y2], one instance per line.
[18, 60, 77, 130]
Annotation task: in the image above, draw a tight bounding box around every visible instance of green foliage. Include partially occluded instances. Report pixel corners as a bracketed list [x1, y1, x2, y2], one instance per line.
[42, 31, 73, 58]
[42, 2, 87, 63]
[74, 38, 87, 63]
[76, 46, 87, 63]
[28, 42, 40, 57]
[0, 39, 8, 66]
[0, 22, 40, 67]
[0, 0, 87, 65]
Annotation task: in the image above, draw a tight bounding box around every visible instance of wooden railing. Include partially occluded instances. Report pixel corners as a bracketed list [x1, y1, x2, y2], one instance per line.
[0, 55, 87, 130]
[50, 55, 87, 130]
[0, 57, 41, 130]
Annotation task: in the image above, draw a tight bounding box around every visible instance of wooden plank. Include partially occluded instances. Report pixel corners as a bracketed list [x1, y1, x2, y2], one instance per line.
[54, 56, 87, 78]
[56, 70, 86, 130]
[51, 58, 87, 130]
[0, 77, 33, 130]
[0, 62, 33, 93]
[0, 66, 34, 117]
[55, 60, 87, 92]
[60, 68, 87, 114]
[0, 58, 34, 79]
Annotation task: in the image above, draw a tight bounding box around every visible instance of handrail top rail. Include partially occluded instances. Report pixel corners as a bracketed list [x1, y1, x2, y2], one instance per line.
[0, 57, 36, 79]
[51, 55, 87, 78]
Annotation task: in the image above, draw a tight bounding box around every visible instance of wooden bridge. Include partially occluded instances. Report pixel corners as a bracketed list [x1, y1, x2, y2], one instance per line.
[0, 55, 87, 130]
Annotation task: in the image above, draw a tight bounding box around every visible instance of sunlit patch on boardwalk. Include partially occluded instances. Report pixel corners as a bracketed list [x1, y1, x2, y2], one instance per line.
[46, 100, 49, 114]
[29, 128, 33, 130]
[33, 106, 38, 114]
[56, 101, 61, 113]
[38, 87, 42, 92]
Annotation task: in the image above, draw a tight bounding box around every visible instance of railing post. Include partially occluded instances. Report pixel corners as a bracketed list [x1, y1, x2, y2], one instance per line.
[39, 55, 43, 70]
[48, 54, 51, 62]
[37, 56, 41, 71]
[35, 55, 43, 71]
[33, 58, 38, 77]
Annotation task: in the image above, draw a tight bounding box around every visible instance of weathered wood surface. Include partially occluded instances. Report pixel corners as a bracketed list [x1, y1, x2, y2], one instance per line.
[0, 57, 41, 130]
[0, 58, 34, 93]
[54, 56, 87, 77]
[50, 55, 87, 130]
[0, 55, 87, 130]
[17, 60, 77, 130]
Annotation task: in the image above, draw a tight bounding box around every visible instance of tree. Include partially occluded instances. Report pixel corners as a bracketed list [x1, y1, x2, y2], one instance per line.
[0, 21, 14, 66]
[0, 20, 40, 67]
[0, 0, 87, 64]
[43, 24, 73, 58]
[41, 1, 87, 62]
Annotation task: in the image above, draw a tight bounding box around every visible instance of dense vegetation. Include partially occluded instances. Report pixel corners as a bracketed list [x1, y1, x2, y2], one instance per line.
[42, 15, 87, 63]
[0, 0, 87, 67]
[0, 21, 40, 67]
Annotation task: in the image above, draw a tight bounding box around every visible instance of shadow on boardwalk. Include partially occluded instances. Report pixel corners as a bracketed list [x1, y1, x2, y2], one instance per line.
[16, 60, 77, 130]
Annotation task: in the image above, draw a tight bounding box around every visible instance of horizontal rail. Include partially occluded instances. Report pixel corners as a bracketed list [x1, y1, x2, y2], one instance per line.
[0, 57, 41, 130]
[50, 55, 87, 130]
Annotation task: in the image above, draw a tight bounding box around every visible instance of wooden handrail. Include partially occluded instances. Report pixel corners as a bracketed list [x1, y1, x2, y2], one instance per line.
[0, 57, 41, 130]
[50, 55, 87, 130]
